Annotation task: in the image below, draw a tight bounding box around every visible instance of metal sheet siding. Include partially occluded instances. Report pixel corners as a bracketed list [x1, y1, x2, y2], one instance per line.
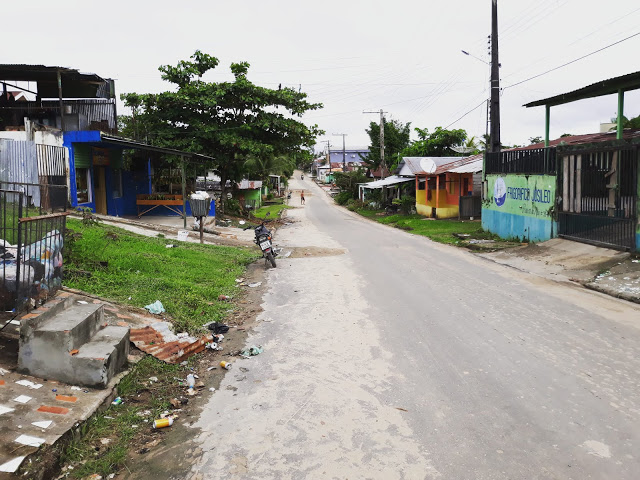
[0, 139, 40, 206]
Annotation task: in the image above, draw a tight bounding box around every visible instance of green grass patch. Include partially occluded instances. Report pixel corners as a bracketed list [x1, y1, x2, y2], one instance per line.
[355, 209, 500, 245]
[63, 218, 257, 333]
[253, 204, 293, 219]
[60, 356, 189, 478]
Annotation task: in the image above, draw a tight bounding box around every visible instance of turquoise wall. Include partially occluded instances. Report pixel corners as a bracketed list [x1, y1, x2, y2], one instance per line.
[482, 174, 557, 243]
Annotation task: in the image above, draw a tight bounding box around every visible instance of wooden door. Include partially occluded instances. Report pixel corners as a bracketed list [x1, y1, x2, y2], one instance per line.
[94, 167, 107, 214]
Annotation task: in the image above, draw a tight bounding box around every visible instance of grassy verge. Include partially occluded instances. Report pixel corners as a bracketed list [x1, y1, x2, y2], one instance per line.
[253, 204, 293, 219]
[63, 218, 257, 334]
[46, 218, 258, 477]
[58, 356, 190, 478]
[354, 209, 507, 246]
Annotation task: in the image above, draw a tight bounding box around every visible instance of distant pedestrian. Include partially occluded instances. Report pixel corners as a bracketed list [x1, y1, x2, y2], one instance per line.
[300, 190, 305, 205]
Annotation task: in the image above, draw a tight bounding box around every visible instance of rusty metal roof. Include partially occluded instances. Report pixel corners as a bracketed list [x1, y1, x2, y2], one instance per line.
[130, 322, 213, 364]
[518, 129, 640, 150]
[0, 64, 112, 99]
[401, 155, 482, 175]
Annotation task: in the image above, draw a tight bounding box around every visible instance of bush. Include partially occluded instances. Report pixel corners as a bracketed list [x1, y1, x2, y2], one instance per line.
[398, 196, 416, 215]
[346, 199, 364, 211]
[335, 191, 352, 205]
[225, 198, 242, 216]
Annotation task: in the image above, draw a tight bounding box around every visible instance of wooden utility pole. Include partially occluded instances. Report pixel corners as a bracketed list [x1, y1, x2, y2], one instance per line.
[363, 109, 388, 178]
[489, 0, 501, 153]
[332, 133, 348, 172]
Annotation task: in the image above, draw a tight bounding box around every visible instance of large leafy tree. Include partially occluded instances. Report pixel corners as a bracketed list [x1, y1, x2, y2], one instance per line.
[121, 51, 323, 212]
[402, 126, 468, 157]
[364, 118, 411, 171]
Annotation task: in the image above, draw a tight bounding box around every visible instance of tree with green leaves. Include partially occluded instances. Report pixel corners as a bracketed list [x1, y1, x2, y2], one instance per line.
[610, 113, 640, 131]
[120, 51, 323, 213]
[401, 126, 468, 157]
[364, 118, 411, 171]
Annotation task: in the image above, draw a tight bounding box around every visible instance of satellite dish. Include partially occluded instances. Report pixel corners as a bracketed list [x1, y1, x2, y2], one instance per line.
[450, 146, 475, 154]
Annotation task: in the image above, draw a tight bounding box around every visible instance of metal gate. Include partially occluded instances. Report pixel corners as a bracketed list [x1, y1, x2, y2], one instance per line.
[558, 146, 638, 250]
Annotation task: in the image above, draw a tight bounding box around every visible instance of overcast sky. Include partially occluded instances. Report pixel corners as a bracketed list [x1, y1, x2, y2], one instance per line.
[5, 0, 640, 153]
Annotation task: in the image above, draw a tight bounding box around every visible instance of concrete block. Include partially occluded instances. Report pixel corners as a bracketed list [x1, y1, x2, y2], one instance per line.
[34, 303, 103, 351]
[71, 326, 130, 388]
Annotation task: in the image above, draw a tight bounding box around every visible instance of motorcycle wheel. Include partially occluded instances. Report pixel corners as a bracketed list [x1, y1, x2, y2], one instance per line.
[266, 251, 277, 268]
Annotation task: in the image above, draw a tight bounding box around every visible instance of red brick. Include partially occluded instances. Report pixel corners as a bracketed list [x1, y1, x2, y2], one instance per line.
[55, 395, 78, 403]
[38, 405, 69, 414]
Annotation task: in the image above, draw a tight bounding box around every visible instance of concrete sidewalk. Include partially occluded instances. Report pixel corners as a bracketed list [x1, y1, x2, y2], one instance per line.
[477, 238, 640, 303]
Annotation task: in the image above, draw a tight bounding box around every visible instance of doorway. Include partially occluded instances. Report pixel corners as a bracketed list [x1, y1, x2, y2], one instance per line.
[94, 167, 107, 214]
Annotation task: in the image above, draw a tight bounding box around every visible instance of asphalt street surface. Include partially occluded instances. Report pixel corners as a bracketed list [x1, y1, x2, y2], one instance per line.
[183, 174, 640, 480]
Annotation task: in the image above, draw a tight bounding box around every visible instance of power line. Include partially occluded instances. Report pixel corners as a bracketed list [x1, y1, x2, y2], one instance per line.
[504, 30, 640, 90]
[445, 99, 487, 129]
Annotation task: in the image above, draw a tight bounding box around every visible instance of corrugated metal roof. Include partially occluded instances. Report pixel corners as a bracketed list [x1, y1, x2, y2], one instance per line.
[130, 322, 214, 364]
[361, 175, 414, 189]
[524, 71, 640, 108]
[517, 128, 640, 150]
[449, 157, 483, 173]
[401, 155, 481, 175]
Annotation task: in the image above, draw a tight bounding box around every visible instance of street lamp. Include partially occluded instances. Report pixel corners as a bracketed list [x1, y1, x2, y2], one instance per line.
[461, 50, 490, 66]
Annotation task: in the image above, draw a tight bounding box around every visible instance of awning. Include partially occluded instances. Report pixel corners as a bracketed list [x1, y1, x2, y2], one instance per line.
[360, 175, 414, 189]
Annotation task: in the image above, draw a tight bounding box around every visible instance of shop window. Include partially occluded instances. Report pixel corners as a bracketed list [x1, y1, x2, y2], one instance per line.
[418, 180, 426, 190]
[76, 168, 91, 203]
[113, 169, 123, 198]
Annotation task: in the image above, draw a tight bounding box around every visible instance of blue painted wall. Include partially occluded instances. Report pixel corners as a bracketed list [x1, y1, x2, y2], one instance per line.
[482, 209, 557, 243]
[63, 131, 215, 219]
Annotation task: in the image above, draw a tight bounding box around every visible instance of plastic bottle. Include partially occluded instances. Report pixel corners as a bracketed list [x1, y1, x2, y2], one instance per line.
[186, 374, 195, 389]
[153, 417, 174, 429]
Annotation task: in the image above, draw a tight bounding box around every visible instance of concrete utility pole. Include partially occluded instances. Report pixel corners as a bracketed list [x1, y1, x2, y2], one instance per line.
[321, 140, 332, 176]
[489, 0, 501, 153]
[332, 133, 348, 172]
[363, 109, 388, 178]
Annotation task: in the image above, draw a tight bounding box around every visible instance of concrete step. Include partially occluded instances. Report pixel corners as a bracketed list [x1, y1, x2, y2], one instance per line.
[71, 326, 130, 388]
[33, 302, 104, 352]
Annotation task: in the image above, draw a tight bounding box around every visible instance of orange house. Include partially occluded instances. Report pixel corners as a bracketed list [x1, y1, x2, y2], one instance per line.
[399, 155, 483, 219]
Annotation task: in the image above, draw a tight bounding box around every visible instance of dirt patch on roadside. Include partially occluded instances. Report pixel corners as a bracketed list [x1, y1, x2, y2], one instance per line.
[116, 261, 269, 479]
[283, 246, 346, 258]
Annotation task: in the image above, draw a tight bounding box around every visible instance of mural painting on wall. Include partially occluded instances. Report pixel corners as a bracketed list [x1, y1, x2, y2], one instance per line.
[485, 175, 556, 219]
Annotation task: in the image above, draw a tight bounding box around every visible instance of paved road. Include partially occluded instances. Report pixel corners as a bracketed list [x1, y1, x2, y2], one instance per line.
[186, 175, 640, 480]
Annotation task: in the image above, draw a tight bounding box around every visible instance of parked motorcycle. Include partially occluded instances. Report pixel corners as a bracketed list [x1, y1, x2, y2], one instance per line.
[245, 220, 278, 268]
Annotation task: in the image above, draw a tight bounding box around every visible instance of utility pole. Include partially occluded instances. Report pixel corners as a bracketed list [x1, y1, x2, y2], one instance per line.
[363, 109, 388, 178]
[332, 133, 348, 172]
[321, 140, 331, 179]
[489, 0, 501, 153]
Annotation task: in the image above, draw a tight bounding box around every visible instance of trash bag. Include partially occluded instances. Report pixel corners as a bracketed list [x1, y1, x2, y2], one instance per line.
[144, 300, 166, 314]
[207, 323, 229, 334]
